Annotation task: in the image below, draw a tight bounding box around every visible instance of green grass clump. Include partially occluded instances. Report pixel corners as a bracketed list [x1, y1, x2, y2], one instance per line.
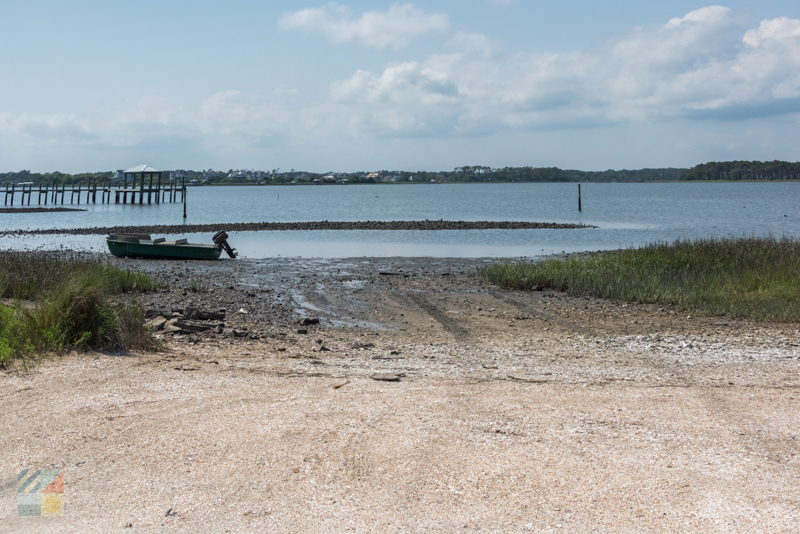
[0, 251, 156, 300]
[481, 237, 800, 321]
[0, 252, 157, 367]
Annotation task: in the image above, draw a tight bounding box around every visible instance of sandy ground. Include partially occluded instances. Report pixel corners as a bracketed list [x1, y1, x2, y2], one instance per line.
[1, 257, 799, 533]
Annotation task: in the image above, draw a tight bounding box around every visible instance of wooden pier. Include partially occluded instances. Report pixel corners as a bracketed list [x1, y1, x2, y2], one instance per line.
[2, 165, 186, 207]
[2, 181, 186, 207]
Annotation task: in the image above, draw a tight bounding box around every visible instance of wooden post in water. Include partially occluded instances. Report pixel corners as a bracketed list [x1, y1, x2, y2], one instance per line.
[182, 177, 187, 219]
[10, 183, 14, 206]
[139, 174, 145, 205]
[577, 184, 582, 212]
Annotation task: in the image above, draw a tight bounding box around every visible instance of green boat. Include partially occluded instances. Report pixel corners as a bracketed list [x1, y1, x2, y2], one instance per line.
[106, 231, 237, 260]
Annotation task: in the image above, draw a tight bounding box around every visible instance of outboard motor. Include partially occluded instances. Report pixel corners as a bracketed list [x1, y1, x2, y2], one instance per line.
[212, 231, 237, 258]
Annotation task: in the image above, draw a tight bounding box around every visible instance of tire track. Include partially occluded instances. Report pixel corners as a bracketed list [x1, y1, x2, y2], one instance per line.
[488, 291, 596, 336]
[397, 292, 470, 340]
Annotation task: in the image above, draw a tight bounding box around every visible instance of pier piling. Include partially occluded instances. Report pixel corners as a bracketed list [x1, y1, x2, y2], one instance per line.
[2, 181, 186, 208]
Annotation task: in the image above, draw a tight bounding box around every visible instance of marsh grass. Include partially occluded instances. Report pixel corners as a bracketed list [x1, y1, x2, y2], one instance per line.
[481, 237, 800, 321]
[0, 252, 157, 366]
[0, 251, 155, 299]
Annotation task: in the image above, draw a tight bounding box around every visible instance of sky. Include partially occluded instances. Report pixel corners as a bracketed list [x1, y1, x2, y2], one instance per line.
[2, 1, 800, 173]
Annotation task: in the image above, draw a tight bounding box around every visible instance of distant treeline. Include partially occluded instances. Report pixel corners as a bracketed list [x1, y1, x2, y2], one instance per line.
[0, 170, 110, 186]
[453, 166, 685, 182]
[680, 161, 800, 181]
[2, 160, 799, 186]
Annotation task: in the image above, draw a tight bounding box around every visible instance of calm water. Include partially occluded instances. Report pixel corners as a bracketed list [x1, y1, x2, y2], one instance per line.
[1, 182, 798, 258]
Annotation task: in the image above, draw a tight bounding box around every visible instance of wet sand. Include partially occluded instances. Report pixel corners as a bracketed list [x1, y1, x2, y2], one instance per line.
[1, 256, 799, 532]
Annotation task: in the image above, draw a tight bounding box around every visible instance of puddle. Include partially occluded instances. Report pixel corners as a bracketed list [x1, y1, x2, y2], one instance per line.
[290, 289, 390, 331]
[342, 279, 368, 290]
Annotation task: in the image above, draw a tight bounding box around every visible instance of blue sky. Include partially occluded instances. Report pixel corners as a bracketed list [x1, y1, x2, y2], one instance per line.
[2, 1, 800, 172]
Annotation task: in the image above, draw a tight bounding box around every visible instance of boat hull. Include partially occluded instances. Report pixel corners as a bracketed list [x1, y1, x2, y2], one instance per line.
[107, 235, 223, 260]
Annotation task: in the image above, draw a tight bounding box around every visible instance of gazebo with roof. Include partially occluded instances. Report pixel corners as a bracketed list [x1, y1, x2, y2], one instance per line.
[120, 164, 167, 204]
[123, 164, 161, 187]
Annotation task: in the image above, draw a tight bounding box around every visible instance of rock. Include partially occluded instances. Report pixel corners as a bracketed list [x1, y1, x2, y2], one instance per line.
[163, 318, 182, 333]
[237, 308, 248, 315]
[370, 373, 403, 382]
[184, 308, 226, 321]
[232, 329, 248, 338]
[319, 345, 331, 352]
[296, 328, 308, 335]
[145, 316, 168, 330]
[173, 320, 214, 333]
[351, 342, 375, 349]
[302, 317, 320, 325]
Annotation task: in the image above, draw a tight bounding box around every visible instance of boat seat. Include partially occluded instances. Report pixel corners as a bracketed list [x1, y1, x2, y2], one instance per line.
[175, 238, 188, 245]
[153, 238, 166, 243]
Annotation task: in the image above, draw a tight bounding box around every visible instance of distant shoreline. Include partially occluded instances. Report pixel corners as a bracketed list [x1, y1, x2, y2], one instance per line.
[191, 179, 800, 186]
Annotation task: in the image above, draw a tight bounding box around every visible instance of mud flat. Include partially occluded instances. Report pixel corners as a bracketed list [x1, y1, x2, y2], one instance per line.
[1, 256, 799, 532]
[3, 219, 594, 236]
[0, 207, 86, 213]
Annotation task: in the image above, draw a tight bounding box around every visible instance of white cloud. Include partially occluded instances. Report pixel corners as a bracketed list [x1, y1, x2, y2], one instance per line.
[0, 112, 95, 144]
[743, 16, 800, 47]
[279, 3, 449, 49]
[324, 6, 800, 135]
